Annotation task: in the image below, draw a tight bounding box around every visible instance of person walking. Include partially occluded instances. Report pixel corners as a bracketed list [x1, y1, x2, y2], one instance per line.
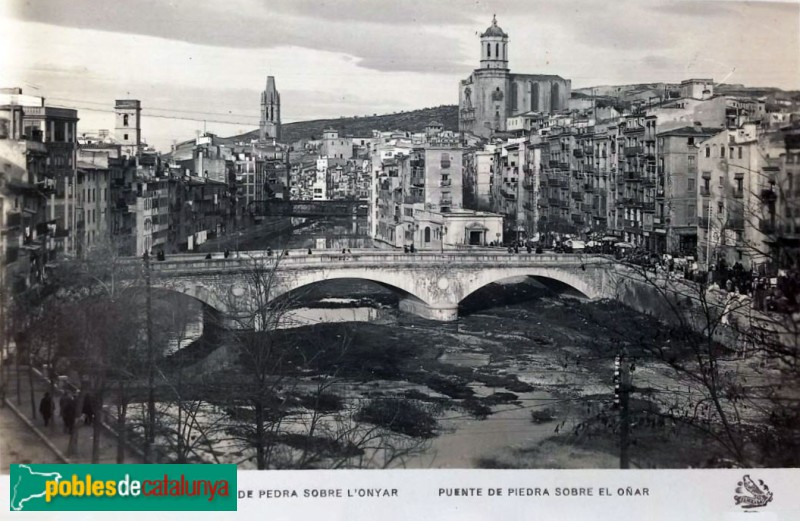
[39, 392, 54, 427]
[60, 394, 76, 435]
[81, 393, 94, 425]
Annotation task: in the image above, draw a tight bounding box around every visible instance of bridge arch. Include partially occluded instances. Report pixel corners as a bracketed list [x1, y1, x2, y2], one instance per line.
[457, 266, 602, 304]
[270, 270, 433, 308]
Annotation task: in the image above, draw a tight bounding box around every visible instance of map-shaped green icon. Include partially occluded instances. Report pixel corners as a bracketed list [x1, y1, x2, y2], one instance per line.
[10, 464, 62, 511]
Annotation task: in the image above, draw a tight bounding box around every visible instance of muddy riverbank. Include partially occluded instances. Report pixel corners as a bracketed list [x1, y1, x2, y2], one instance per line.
[166, 277, 757, 469]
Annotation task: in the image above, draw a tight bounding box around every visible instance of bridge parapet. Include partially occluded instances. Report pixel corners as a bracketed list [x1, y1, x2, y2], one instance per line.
[124, 251, 616, 323]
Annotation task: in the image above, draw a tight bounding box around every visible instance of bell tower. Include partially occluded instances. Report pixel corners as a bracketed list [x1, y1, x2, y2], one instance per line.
[479, 15, 509, 70]
[259, 75, 281, 142]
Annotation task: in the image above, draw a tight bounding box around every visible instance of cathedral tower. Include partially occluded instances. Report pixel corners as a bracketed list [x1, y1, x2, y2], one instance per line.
[479, 15, 509, 70]
[259, 75, 281, 142]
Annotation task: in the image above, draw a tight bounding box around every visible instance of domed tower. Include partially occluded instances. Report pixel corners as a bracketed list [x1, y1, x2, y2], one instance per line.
[479, 15, 508, 70]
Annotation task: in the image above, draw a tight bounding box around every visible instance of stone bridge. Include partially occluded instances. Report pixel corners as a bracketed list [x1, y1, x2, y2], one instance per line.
[133, 250, 617, 325]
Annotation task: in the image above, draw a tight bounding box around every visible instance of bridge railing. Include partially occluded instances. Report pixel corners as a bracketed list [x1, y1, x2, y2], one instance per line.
[124, 251, 614, 273]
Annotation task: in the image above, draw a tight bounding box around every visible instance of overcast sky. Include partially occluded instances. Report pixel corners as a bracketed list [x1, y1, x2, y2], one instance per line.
[1, 0, 798, 150]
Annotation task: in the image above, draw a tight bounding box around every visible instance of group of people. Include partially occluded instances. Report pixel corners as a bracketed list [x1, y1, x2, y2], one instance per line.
[38, 391, 95, 434]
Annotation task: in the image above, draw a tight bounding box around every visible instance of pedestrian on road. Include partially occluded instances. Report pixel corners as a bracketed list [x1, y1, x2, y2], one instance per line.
[224, 249, 230, 259]
[81, 393, 94, 425]
[39, 392, 54, 427]
[308, 248, 313, 255]
[205, 253, 212, 260]
[60, 394, 75, 435]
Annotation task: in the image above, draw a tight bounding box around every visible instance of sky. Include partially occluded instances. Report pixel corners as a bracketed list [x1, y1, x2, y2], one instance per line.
[1, 0, 798, 151]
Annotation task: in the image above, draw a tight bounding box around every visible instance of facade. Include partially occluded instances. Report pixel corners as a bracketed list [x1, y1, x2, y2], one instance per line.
[115, 99, 142, 157]
[76, 148, 114, 251]
[459, 16, 571, 139]
[657, 125, 719, 255]
[0, 90, 80, 253]
[259, 75, 281, 142]
[0, 106, 51, 300]
[697, 124, 764, 269]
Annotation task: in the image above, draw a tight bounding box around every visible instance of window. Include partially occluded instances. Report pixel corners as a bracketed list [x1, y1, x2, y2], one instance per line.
[688, 137, 695, 146]
[703, 178, 710, 192]
[705, 146, 710, 158]
[487, 43, 491, 57]
[688, 178, 695, 191]
[495, 43, 499, 57]
[719, 176, 724, 188]
[738, 147, 742, 159]
[688, 155, 695, 163]
[729, 147, 734, 158]
[721, 147, 725, 158]
[124, 134, 129, 140]
[123, 114, 129, 127]
[717, 202, 724, 214]
[424, 227, 431, 243]
[688, 204, 696, 219]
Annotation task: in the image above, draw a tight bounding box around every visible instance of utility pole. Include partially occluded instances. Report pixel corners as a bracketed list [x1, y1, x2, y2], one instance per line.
[144, 251, 155, 462]
[614, 351, 632, 469]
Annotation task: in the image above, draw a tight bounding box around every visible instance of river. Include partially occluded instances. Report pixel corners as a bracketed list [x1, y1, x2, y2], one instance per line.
[157, 217, 699, 469]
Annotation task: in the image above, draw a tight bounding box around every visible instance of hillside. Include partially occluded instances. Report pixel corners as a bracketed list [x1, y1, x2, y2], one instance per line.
[575, 83, 800, 102]
[229, 105, 459, 144]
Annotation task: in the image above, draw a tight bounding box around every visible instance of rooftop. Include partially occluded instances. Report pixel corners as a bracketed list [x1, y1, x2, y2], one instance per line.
[480, 15, 508, 38]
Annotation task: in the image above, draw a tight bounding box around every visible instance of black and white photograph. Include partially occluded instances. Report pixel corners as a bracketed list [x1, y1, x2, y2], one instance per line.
[0, 0, 799, 517]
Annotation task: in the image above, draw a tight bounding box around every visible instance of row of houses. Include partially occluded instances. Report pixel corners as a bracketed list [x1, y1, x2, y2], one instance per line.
[468, 79, 800, 270]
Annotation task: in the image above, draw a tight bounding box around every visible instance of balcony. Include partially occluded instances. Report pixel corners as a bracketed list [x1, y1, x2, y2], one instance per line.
[624, 172, 642, 182]
[584, 165, 596, 174]
[440, 178, 452, 187]
[573, 149, 584, 158]
[548, 177, 561, 187]
[625, 220, 641, 230]
[440, 197, 453, 206]
[572, 191, 582, 201]
[559, 199, 570, 208]
[522, 180, 534, 190]
[548, 197, 561, 206]
[642, 202, 656, 213]
[623, 198, 643, 208]
[36, 178, 57, 193]
[625, 146, 643, 157]
[583, 184, 595, 193]
[733, 189, 743, 199]
[523, 202, 534, 211]
[700, 188, 710, 197]
[559, 179, 570, 189]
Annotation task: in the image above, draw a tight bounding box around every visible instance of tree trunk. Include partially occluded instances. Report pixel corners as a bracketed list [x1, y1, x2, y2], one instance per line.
[255, 402, 265, 470]
[15, 344, 21, 405]
[116, 388, 127, 464]
[92, 392, 103, 463]
[27, 355, 36, 420]
[68, 393, 85, 457]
